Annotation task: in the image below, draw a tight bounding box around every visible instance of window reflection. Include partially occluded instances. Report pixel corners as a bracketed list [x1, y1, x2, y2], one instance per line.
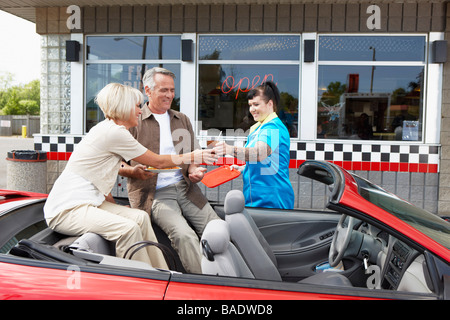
[319, 36, 426, 62]
[199, 35, 300, 60]
[317, 66, 423, 141]
[317, 35, 426, 141]
[86, 36, 181, 60]
[198, 35, 300, 137]
[198, 64, 299, 137]
[86, 64, 180, 131]
[85, 35, 182, 133]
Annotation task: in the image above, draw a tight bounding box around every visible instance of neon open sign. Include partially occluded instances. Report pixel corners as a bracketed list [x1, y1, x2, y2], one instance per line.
[221, 74, 276, 99]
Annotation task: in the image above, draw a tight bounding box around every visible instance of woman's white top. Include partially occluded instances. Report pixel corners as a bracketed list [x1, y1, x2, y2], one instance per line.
[44, 119, 147, 220]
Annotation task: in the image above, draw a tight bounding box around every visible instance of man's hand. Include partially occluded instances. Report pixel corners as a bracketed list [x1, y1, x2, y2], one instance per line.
[105, 193, 116, 203]
[132, 164, 156, 180]
[188, 166, 207, 183]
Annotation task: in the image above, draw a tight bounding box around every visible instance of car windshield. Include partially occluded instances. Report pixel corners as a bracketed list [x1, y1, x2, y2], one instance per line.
[354, 175, 450, 249]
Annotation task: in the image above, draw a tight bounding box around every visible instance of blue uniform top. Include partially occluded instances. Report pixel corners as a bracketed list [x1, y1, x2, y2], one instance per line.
[242, 113, 295, 209]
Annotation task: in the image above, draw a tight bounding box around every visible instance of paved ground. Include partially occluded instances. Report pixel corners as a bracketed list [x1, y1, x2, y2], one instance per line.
[0, 136, 35, 189]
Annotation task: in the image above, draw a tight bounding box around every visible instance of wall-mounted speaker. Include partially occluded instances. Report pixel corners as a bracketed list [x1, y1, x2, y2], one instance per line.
[66, 40, 80, 62]
[182, 39, 193, 62]
[432, 40, 447, 64]
[304, 40, 315, 63]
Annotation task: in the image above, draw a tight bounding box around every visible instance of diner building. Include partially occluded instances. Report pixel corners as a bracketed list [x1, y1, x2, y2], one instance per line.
[1, 0, 449, 215]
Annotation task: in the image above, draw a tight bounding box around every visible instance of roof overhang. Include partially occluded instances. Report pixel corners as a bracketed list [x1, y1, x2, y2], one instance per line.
[1, 0, 446, 24]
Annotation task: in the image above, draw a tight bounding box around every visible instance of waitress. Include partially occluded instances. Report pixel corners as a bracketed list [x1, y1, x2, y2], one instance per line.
[214, 81, 294, 209]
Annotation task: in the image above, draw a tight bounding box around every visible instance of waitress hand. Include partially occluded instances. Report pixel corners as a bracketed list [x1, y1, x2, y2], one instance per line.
[213, 141, 231, 157]
[192, 148, 218, 165]
[230, 164, 245, 173]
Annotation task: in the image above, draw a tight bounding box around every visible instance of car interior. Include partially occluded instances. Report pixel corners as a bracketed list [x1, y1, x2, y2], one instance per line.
[201, 189, 438, 294]
[0, 167, 447, 299]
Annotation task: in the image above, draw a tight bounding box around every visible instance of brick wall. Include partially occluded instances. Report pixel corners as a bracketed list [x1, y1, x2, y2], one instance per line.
[35, 3, 446, 35]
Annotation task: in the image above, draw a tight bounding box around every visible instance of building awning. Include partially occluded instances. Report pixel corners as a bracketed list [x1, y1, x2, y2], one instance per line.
[0, 0, 446, 23]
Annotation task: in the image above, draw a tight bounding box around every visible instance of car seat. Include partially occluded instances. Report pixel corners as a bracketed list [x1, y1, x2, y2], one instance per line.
[68, 232, 115, 256]
[222, 190, 353, 287]
[224, 190, 281, 281]
[67, 233, 178, 270]
[200, 219, 254, 279]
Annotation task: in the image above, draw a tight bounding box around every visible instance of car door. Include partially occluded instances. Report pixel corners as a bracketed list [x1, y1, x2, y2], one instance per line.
[0, 255, 171, 299]
[246, 207, 340, 281]
[164, 272, 433, 300]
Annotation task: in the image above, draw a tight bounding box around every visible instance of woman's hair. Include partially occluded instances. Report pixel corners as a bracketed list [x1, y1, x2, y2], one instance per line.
[94, 83, 144, 121]
[247, 81, 280, 112]
[142, 67, 176, 91]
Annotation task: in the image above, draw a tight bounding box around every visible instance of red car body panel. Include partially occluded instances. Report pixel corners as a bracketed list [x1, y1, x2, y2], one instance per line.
[0, 190, 47, 201]
[164, 281, 381, 300]
[0, 262, 168, 300]
[0, 190, 47, 214]
[0, 261, 382, 300]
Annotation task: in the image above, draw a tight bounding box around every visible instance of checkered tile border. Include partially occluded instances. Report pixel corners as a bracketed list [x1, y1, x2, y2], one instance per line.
[34, 135, 83, 161]
[289, 142, 439, 173]
[33, 135, 440, 173]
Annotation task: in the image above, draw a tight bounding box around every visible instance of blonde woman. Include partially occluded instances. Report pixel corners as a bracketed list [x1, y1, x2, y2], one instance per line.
[44, 83, 217, 268]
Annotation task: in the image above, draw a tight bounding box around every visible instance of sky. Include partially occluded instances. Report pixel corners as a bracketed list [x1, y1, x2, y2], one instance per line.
[0, 10, 41, 86]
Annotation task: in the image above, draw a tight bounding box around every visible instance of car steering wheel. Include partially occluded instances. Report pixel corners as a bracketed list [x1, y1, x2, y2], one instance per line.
[329, 214, 356, 267]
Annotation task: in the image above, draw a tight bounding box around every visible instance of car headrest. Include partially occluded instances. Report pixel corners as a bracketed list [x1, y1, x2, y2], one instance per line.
[202, 219, 230, 255]
[224, 190, 245, 215]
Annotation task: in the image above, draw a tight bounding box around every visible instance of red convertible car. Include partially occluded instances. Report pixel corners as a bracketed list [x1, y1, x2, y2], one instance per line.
[0, 160, 448, 300]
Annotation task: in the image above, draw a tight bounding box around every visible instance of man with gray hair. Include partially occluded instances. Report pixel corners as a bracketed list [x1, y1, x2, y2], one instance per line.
[119, 67, 219, 274]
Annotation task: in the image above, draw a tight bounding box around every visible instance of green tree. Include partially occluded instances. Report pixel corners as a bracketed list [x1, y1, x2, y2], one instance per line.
[0, 76, 40, 115]
[2, 88, 21, 115]
[0, 72, 14, 109]
[0, 72, 14, 91]
[20, 80, 40, 108]
[320, 81, 347, 106]
[19, 100, 40, 115]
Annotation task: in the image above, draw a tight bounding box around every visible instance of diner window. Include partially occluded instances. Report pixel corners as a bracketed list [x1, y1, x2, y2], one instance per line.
[317, 35, 426, 141]
[198, 35, 300, 137]
[85, 35, 182, 132]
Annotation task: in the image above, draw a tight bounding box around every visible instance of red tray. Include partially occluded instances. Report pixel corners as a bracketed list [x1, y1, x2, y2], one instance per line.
[202, 165, 241, 188]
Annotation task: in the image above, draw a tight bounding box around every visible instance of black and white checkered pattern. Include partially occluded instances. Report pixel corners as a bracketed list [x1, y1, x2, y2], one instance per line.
[34, 135, 83, 153]
[34, 134, 440, 170]
[291, 142, 439, 165]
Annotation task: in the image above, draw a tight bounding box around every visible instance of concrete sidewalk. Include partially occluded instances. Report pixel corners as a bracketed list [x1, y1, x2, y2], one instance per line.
[0, 136, 35, 189]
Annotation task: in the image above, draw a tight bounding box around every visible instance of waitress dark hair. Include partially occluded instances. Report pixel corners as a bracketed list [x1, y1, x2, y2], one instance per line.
[247, 81, 280, 112]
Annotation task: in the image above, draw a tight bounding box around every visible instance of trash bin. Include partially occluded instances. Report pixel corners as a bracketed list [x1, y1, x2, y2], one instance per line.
[6, 150, 47, 194]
